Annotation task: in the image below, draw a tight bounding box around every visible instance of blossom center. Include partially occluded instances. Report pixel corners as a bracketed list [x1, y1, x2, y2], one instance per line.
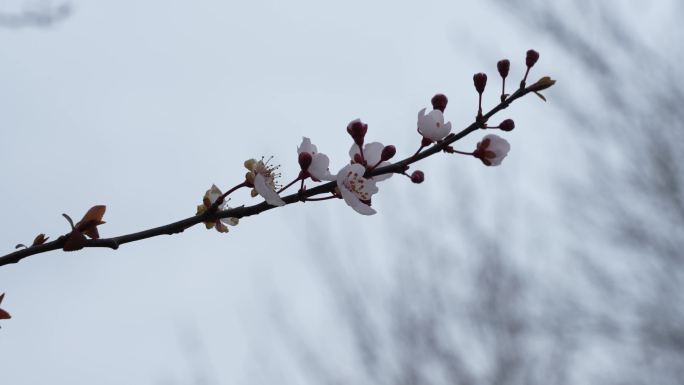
[255, 156, 282, 189]
[343, 170, 370, 200]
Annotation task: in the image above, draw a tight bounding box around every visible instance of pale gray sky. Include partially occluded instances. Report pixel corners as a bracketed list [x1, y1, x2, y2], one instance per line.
[2, 1, 672, 384]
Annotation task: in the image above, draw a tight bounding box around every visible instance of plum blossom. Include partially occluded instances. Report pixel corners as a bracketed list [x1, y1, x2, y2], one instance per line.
[337, 164, 379, 215]
[244, 158, 286, 207]
[417, 108, 452, 142]
[297, 137, 335, 181]
[349, 142, 392, 182]
[473, 134, 510, 166]
[196, 184, 239, 233]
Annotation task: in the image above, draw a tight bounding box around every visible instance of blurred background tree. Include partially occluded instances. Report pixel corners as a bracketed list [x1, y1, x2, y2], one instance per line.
[274, 1, 684, 384]
[0, 0, 71, 28]
[2, 1, 681, 384]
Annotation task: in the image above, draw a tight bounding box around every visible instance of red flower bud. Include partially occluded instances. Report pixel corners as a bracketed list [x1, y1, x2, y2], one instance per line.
[430, 94, 448, 112]
[497, 59, 510, 78]
[473, 73, 487, 94]
[346, 119, 368, 147]
[381, 145, 396, 161]
[410, 170, 425, 184]
[298, 152, 312, 170]
[0, 292, 11, 321]
[526, 49, 539, 68]
[499, 119, 515, 132]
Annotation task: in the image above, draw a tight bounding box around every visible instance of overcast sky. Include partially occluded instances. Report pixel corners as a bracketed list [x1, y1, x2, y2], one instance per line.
[1, 0, 661, 384]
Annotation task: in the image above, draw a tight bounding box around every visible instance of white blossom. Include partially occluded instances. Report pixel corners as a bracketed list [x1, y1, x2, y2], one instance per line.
[336, 164, 378, 215]
[349, 142, 392, 182]
[417, 108, 452, 141]
[297, 137, 335, 181]
[245, 158, 286, 206]
[474, 134, 510, 166]
[197, 184, 239, 233]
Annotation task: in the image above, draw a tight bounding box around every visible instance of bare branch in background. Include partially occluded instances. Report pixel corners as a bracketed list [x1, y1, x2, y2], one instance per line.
[492, 0, 684, 383]
[273, 189, 580, 385]
[0, 1, 72, 28]
[269, 2, 683, 384]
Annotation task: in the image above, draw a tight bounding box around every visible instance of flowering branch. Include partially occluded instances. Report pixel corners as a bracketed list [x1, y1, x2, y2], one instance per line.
[0, 49, 554, 271]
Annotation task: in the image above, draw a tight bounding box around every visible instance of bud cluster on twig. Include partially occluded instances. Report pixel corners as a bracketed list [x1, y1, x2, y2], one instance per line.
[0, 48, 555, 327]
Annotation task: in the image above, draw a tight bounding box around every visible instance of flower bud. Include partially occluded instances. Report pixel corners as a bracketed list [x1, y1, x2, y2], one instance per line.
[473, 73, 487, 94]
[381, 145, 396, 161]
[346, 119, 368, 147]
[244, 159, 257, 171]
[526, 49, 539, 68]
[497, 59, 510, 78]
[410, 170, 425, 184]
[298, 152, 312, 170]
[499, 119, 515, 132]
[430, 94, 448, 112]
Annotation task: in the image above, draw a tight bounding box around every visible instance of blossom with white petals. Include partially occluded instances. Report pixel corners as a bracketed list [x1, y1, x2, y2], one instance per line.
[297, 137, 335, 181]
[349, 142, 392, 182]
[417, 108, 452, 142]
[244, 158, 286, 207]
[473, 134, 510, 166]
[196, 184, 239, 233]
[336, 164, 379, 215]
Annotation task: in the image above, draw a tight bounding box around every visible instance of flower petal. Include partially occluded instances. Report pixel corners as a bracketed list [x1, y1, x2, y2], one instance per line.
[206, 184, 223, 204]
[339, 185, 376, 215]
[297, 137, 317, 155]
[254, 174, 286, 206]
[349, 143, 361, 161]
[362, 142, 384, 166]
[220, 217, 239, 226]
[218, 202, 240, 226]
[417, 109, 450, 141]
[482, 134, 510, 166]
[336, 164, 378, 215]
[440, 121, 452, 138]
[215, 220, 229, 233]
[309, 153, 335, 181]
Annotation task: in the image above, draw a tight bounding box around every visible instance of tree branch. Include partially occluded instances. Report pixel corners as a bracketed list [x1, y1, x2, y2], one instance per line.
[0, 87, 532, 267]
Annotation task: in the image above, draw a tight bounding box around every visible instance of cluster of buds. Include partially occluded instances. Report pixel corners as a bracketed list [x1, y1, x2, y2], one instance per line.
[192, 49, 554, 219]
[7, 48, 554, 252]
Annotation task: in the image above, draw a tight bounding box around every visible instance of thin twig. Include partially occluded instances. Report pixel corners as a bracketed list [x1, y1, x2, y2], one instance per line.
[0, 86, 530, 267]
